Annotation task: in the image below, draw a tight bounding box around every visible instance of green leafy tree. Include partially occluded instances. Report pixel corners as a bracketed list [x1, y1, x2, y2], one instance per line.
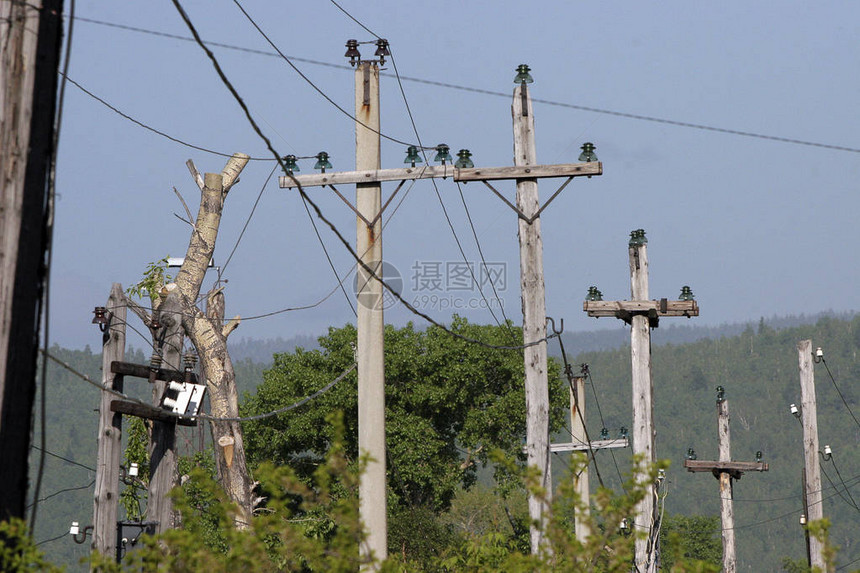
[660, 514, 721, 571]
[241, 317, 567, 515]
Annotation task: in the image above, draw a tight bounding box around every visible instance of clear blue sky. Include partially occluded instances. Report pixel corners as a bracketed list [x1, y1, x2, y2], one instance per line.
[53, 1, 860, 350]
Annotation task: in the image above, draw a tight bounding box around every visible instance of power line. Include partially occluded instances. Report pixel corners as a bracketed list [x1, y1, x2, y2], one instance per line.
[580, 364, 626, 490]
[60, 73, 272, 160]
[71, 15, 860, 155]
[820, 357, 860, 431]
[30, 445, 96, 473]
[229, 0, 425, 150]
[36, 531, 69, 547]
[218, 164, 276, 280]
[27, 479, 95, 509]
[455, 180, 515, 332]
[170, 0, 558, 352]
[322, 0, 514, 336]
[40, 347, 356, 424]
[826, 454, 860, 512]
[297, 192, 357, 317]
[554, 333, 606, 488]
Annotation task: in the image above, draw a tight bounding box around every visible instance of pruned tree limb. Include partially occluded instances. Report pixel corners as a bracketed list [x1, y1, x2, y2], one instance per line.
[173, 186, 195, 224]
[186, 159, 204, 190]
[221, 153, 249, 193]
[222, 315, 240, 338]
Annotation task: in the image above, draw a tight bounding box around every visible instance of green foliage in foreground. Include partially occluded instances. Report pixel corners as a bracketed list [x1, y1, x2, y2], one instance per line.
[0, 518, 63, 573]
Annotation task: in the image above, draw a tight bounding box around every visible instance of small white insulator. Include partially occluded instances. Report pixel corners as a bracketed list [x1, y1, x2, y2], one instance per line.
[69, 522, 80, 535]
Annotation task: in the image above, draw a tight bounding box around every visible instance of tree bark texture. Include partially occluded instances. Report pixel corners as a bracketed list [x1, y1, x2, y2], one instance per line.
[157, 153, 252, 528]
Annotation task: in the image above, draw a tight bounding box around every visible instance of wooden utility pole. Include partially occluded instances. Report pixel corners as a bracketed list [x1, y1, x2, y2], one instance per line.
[148, 322, 181, 534]
[280, 62, 602, 557]
[92, 285, 127, 556]
[512, 79, 553, 552]
[684, 387, 769, 573]
[583, 230, 699, 572]
[570, 375, 589, 540]
[797, 339, 825, 570]
[0, 0, 63, 521]
[548, 373, 629, 543]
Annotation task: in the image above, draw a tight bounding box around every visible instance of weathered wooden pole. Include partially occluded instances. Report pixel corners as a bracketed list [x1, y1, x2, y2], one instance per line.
[279, 62, 603, 559]
[92, 284, 127, 556]
[512, 78, 552, 554]
[0, 0, 63, 521]
[684, 387, 768, 573]
[628, 230, 656, 572]
[355, 60, 387, 567]
[147, 323, 181, 534]
[717, 393, 736, 573]
[797, 339, 825, 570]
[583, 230, 700, 571]
[570, 375, 590, 542]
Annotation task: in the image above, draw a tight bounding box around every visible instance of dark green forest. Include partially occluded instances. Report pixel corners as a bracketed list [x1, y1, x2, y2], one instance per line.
[26, 313, 860, 571]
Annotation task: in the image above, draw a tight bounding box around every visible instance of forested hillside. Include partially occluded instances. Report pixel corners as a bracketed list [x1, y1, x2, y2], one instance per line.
[566, 314, 860, 571]
[28, 314, 860, 570]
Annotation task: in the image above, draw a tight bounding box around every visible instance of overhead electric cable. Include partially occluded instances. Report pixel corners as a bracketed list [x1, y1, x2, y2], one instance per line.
[60, 73, 271, 160]
[230, 0, 425, 149]
[325, 0, 515, 335]
[30, 444, 96, 473]
[218, 164, 276, 279]
[170, 0, 558, 352]
[820, 357, 860, 431]
[41, 347, 356, 424]
[555, 333, 606, 488]
[298, 192, 357, 317]
[71, 15, 860, 155]
[27, 479, 95, 509]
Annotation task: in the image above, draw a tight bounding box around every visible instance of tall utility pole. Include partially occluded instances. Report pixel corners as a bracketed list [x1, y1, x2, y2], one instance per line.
[583, 230, 699, 572]
[92, 285, 127, 556]
[0, 0, 63, 520]
[353, 59, 387, 565]
[797, 339, 825, 570]
[512, 78, 552, 551]
[280, 60, 602, 558]
[684, 387, 769, 573]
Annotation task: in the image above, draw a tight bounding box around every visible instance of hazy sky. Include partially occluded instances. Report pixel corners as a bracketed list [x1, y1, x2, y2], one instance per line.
[53, 1, 860, 350]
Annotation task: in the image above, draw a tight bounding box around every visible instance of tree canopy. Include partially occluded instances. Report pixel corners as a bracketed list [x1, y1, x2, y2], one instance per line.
[241, 317, 567, 513]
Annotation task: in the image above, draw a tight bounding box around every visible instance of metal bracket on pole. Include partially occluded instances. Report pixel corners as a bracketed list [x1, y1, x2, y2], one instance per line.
[329, 179, 408, 229]
[481, 176, 575, 224]
[363, 64, 371, 106]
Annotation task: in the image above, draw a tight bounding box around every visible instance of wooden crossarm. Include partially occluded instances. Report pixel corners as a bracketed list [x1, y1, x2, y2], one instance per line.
[584, 299, 699, 319]
[684, 459, 768, 480]
[110, 400, 197, 427]
[549, 437, 629, 453]
[279, 161, 602, 189]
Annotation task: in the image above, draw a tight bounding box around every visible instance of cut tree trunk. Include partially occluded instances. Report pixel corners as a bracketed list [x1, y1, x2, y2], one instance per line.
[157, 153, 253, 528]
